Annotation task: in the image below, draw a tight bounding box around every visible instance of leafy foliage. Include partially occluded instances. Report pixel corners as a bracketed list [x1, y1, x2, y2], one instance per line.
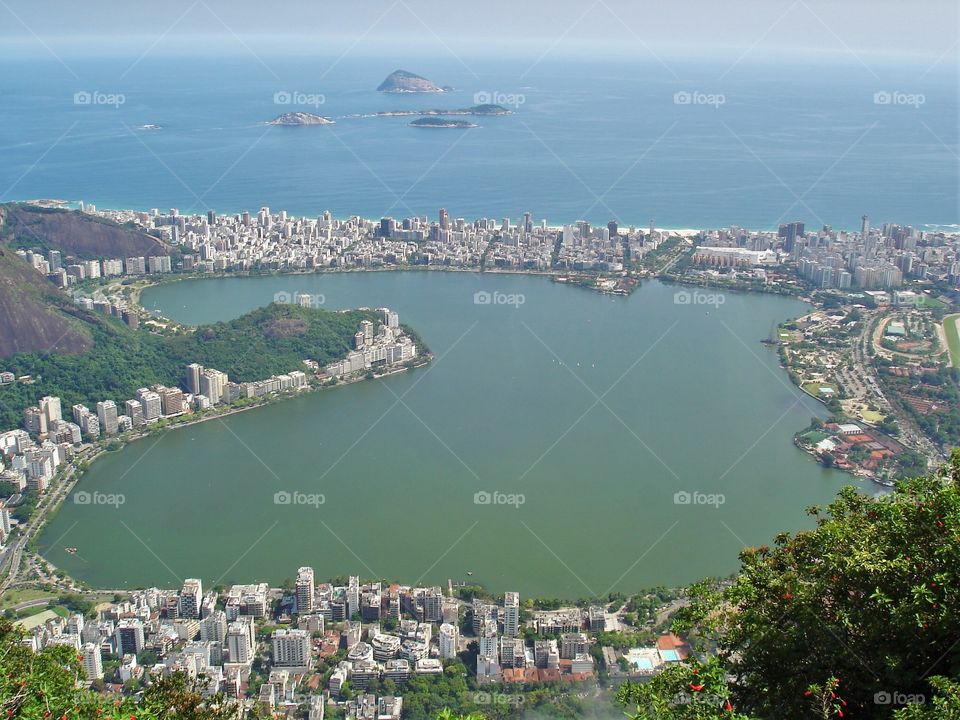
[617, 657, 754, 719]
[665, 451, 960, 719]
[0, 617, 244, 719]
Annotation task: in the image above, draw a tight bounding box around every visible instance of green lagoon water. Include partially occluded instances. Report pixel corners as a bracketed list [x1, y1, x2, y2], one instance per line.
[39, 273, 855, 597]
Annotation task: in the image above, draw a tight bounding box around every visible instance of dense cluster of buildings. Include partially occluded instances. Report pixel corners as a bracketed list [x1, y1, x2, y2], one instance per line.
[691, 217, 960, 291]
[1, 395, 79, 548]
[8, 574, 533, 717]
[19, 245, 172, 288]
[324, 309, 418, 379]
[13, 361, 308, 449]
[86, 206, 670, 274]
[16, 567, 691, 718]
[469, 593, 598, 685]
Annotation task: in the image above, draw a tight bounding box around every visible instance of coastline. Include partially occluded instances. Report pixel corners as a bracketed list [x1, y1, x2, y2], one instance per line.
[11, 217, 952, 593]
[17, 290, 432, 593]
[28, 198, 898, 235]
[25, 270, 807, 597]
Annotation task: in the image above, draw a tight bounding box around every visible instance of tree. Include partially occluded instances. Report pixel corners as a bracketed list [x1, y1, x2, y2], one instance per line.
[668, 451, 960, 719]
[0, 617, 246, 719]
[436, 711, 485, 720]
[892, 676, 960, 719]
[617, 658, 755, 719]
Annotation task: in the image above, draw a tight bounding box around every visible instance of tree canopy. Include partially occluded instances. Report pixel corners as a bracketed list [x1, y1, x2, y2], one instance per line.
[619, 451, 960, 719]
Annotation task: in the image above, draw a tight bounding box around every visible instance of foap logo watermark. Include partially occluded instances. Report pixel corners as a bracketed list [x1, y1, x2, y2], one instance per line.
[273, 90, 326, 108]
[674, 90, 725, 108]
[873, 90, 925, 108]
[473, 290, 525, 307]
[74, 490, 125, 507]
[274, 291, 326, 308]
[274, 490, 325, 508]
[474, 692, 525, 706]
[674, 490, 725, 508]
[875, 691, 925, 706]
[674, 289, 726, 307]
[73, 90, 125, 108]
[474, 490, 526, 508]
[473, 90, 525, 108]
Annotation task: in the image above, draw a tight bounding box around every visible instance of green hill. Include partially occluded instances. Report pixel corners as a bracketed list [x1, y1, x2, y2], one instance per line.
[0, 304, 379, 428]
[0, 204, 384, 429]
[0, 303, 378, 429]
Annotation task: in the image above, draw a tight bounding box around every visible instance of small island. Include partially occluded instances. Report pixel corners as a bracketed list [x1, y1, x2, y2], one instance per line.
[353, 104, 512, 119]
[268, 112, 335, 126]
[409, 117, 478, 129]
[377, 69, 451, 93]
[459, 104, 512, 116]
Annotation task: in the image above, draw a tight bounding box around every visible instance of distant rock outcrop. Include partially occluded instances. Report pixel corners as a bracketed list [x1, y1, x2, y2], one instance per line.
[377, 70, 450, 93]
[268, 112, 335, 126]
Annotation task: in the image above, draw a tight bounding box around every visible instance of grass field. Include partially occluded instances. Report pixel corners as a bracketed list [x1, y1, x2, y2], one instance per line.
[14, 609, 58, 630]
[915, 296, 947, 310]
[0, 587, 58, 610]
[944, 314, 960, 368]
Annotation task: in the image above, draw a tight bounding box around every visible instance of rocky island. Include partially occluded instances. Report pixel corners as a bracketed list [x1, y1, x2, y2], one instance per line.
[268, 112, 335, 126]
[376, 69, 451, 93]
[409, 117, 478, 129]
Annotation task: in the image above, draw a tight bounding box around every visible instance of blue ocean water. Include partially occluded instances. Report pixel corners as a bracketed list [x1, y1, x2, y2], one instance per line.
[0, 52, 956, 229]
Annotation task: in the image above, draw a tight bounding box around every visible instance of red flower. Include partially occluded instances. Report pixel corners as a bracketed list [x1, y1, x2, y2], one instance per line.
[689, 684, 705, 692]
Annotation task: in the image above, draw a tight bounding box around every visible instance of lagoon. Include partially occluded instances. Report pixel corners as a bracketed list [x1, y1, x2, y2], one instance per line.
[38, 272, 851, 597]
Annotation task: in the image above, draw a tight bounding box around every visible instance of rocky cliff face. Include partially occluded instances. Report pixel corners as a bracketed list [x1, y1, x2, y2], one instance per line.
[0, 244, 91, 358]
[0, 203, 176, 358]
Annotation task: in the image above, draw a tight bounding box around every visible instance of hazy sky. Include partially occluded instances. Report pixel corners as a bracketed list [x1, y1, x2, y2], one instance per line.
[1, 0, 957, 62]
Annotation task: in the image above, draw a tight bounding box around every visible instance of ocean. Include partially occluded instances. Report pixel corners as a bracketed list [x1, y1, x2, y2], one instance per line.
[1, 52, 957, 230]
